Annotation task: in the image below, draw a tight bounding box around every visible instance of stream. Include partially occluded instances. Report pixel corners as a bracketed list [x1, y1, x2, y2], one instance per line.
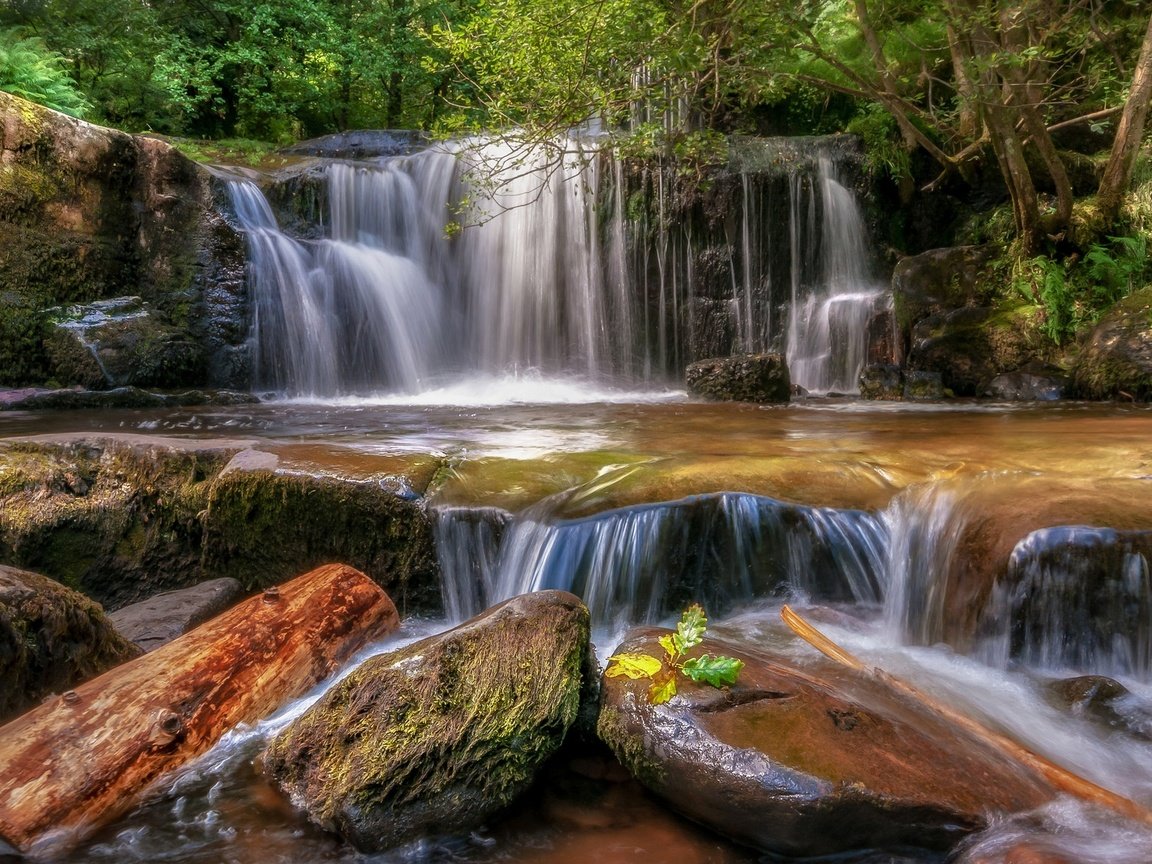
[6, 394, 1152, 862]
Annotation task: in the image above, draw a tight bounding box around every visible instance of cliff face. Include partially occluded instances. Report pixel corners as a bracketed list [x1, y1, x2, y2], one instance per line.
[0, 92, 249, 389]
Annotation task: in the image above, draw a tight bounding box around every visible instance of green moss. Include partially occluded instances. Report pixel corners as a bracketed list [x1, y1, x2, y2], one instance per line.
[595, 701, 667, 787]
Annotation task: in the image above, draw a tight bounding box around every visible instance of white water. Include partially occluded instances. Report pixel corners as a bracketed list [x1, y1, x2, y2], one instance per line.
[226, 137, 889, 401]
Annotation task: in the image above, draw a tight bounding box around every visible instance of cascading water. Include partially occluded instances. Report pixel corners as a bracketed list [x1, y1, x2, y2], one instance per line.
[225, 135, 890, 398]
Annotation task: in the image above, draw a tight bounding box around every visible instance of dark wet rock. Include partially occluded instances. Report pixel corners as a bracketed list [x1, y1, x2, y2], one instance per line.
[866, 306, 901, 366]
[0, 387, 256, 411]
[0, 564, 140, 723]
[597, 627, 1055, 857]
[685, 353, 790, 403]
[1070, 286, 1152, 401]
[263, 591, 590, 852]
[859, 363, 904, 400]
[984, 365, 1066, 401]
[986, 526, 1152, 679]
[0, 92, 248, 390]
[0, 437, 440, 613]
[45, 297, 205, 389]
[107, 577, 243, 652]
[276, 130, 426, 160]
[908, 305, 1043, 396]
[892, 246, 997, 336]
[1045, 675, 1152, 741]
[903, 369, 945, 400]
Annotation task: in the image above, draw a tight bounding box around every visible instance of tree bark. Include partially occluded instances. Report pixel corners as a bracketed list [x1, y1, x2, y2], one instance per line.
[0, 563, 399, 858]
[1098, 12, 1152, 225]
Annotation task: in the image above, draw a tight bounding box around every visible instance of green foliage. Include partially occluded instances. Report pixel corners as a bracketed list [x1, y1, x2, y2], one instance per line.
[0, 29, 88, 116]
[845, 103, 909, 182]
[1013, 233, 1150, 343]
[606, 604, 743, 705]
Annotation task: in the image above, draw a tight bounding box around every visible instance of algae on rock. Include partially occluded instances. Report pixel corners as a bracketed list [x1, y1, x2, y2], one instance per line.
[263, 590, 591, 852]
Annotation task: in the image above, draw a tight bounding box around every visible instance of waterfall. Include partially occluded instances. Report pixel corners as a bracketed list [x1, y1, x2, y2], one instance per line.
[225, 135, 890, 399]
[434, 492, 887, 635]
[785, 157, 889, 394]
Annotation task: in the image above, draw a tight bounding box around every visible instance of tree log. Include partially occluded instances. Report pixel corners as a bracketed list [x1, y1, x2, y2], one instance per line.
[0, 563, 399, 857]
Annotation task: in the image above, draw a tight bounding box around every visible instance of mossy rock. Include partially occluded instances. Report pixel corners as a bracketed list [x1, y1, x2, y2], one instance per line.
[263, 590, 591, 852]
[0, 564, 140, 723]
[891, 245, 998, 338]
[200, 466, 439, 614]
[1070, 286, 1152, 401]
[685, 353, 791, 403]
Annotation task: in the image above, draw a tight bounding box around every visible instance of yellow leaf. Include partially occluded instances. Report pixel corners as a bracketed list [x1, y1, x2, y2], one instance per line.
[648, 671, 678, 704]
[606, 652, 663, 680]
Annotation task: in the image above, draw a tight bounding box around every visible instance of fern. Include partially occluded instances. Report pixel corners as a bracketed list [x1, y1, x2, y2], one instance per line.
[0, 30, 90, 117]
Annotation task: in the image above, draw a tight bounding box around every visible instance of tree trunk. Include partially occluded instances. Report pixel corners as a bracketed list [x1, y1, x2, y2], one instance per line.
[1098, 12, 1152, 225]
[0, 563, 399, 858]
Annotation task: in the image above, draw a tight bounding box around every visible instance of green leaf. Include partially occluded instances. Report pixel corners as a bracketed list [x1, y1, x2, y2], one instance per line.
[648, 670, 678, 704]
[676, 603, 707, 650]
[605, 652, 663, 680]
[681, 654, 744, 687]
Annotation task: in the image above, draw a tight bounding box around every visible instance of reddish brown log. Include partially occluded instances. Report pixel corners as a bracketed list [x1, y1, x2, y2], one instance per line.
[0, 563, 398, 857]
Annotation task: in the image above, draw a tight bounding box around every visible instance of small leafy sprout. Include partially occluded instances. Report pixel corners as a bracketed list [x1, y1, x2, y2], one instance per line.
[606, 604, 744, 705]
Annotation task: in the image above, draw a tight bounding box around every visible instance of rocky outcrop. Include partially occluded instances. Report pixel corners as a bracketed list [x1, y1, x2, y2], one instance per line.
[0, 564, 140, 723]
[263, 591, 591, 852]
[685, 354, 791, 403]
[0, 92, 248, 390]
[0, 438, 440, 613]
[107, 577, 244, 651]
[892, 245, 997, 338]
[0, 387, 255, 410]
[1071, 286, 1152, 401]
[859, 363, 904, 399]
[597, 627, 1056, 857]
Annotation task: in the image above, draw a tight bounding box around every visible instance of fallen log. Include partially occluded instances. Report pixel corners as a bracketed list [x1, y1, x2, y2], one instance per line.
[781, 605, 1152, 828]
[0, 563, 399, 857]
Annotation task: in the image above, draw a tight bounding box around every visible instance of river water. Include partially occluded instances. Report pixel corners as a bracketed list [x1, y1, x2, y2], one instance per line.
[6, 395, 1152, 862]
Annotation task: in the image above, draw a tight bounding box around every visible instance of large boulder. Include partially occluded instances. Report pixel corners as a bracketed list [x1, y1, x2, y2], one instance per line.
[597, 627, 1055, 857]
[0, 564, 140, 722]
[685, 354, 790, 403]
[1071, 286, 1152, 401]
[263, 591, 591, 852]
[892, 245, 997, 340]
[0, 92, 248, 389]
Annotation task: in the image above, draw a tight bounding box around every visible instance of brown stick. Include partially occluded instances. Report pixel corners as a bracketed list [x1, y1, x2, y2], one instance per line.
[0, 563, 399, 857]
[780, 605, 1152, 827]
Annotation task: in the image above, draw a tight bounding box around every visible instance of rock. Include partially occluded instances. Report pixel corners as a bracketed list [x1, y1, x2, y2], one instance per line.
[597, 627, 1055, 857]
[908, 306, 1044, 396]
[263, 591, 591, 852]
[276, 130, 426, 160]
[0, 387, 256, 411]
[685, 354, 790, 403]
[1045, 675, 1152, 741]
[903, 369, 945, 400]
[892, 245, 997, 336]
[107, 577, 244, 651]
[1071, 286, 1152, 401]
[0, 92, 248, 390]
[0, 564, 140, 723]
[45, 297, 205, 389]
[859, 363, 904, 400]
[985, 365, 1066, 401]
[0, 437, 441, 613]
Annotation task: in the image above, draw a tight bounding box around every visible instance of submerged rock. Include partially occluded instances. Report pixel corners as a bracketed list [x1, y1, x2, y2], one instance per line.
[984, 366, 1066, 401]
[0, 564, 140, 723]
[685, 354, 790, 403]
[903, 369, 945, 400]
[263, 591, 591, 852]
[597, 627, 1055, 857]
[859, 363, 903, 400]
[107, 577, 244, 652]
[1071, 286, 1152, 401]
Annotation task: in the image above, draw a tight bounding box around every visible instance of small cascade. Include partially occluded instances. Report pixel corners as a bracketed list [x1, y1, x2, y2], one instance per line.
[225, 134, 891, 398]
[981, 526, 1152, 679]
[433, 492, 887, 633]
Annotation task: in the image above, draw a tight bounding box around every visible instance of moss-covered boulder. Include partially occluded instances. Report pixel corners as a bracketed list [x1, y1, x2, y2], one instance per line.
[0, 564, 140, 722]
[0, 437, 442, 613]
[0, 91, 247, 389]
[263, 590, 591, 852]
[597, 626, 1056, 857]
[892, 245, 997, 338]
[1071, 286, 1152, 401]
[685, 353, 790, 403]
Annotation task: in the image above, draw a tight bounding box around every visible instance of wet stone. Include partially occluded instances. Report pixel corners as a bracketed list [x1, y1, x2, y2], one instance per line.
[685, 353, 791, 403]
